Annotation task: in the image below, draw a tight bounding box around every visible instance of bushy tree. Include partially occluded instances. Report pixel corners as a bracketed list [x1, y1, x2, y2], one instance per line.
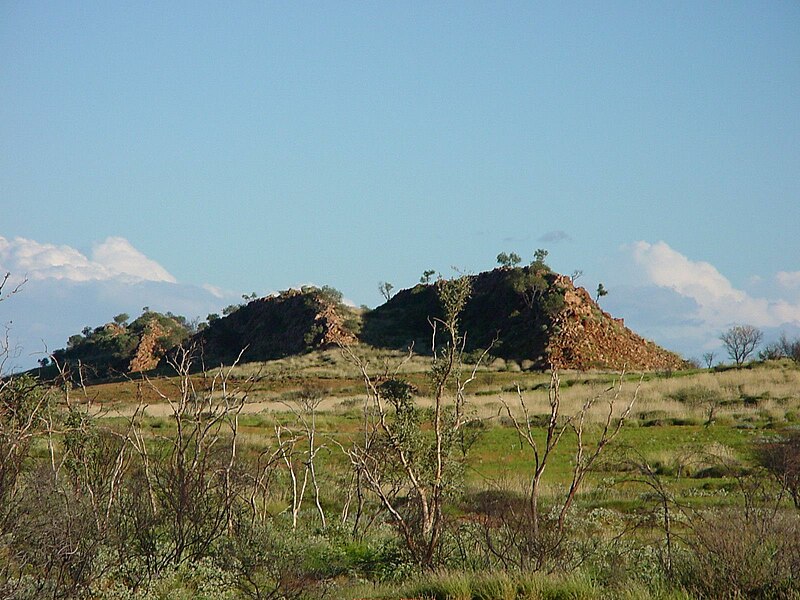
[497, 252, 522, 268]
[595, 283, 608, 303]
[510, 268, 549, 309]
[318, 285, 344, 305]
[420, 269, 436, 284]
[222, 303, 241, 316]
[532, 248, 549, 268]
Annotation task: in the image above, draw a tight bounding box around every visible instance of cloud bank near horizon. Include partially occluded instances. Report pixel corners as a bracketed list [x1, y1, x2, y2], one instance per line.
[630, 241, 800, 329]
[0, 236, 236, 371]
[605, 241, 800, 357]
[0, 236, 177, 284]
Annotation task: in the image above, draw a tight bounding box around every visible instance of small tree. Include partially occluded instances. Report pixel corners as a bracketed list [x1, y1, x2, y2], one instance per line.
[756, 431, 800, 509]
[496, 371, 642, 570]
[595, 283, 608, 303]
[531, 248, 550, 271]
[702, 351, 716, 369]
[341, 274, 489, 567]
[760, 332, 800, 363]
[720, 324, 763, 366]
[420, 269, 436, 285]
[113, 313, 129, 326]
[222, 303, 241, 316]
[778, 333, 800, 363]
[378, 281, 394, 302]
[497, 252, 522, 268]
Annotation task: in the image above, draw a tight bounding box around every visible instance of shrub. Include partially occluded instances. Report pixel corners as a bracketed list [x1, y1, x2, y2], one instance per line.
[677, 507, 800, 599]
[755, 430, 800, 508]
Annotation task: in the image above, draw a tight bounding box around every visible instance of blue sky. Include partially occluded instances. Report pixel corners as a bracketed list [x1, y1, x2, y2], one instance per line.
[2, 1, 799, 368]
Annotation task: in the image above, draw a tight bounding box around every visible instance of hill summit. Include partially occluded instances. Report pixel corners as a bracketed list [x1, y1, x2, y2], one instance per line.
[190, 266, 685, 371]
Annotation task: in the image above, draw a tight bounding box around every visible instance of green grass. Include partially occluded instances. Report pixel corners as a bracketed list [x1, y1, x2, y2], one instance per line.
[393, 570, 692, 600]
[83, 358, 798, 515]
[68, 359, 800, 598]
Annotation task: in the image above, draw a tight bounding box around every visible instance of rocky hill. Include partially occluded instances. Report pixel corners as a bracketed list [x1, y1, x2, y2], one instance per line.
[49, 268, 686, 377]
[51, 311, 192, 378]
[189, 287, 359, 365]
[361, 267, 686, 371]
[546, 276, 685, 370]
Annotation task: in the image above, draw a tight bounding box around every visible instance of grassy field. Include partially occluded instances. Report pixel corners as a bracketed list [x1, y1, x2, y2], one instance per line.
[85, 350, 800, 523]
[8, 348, 800, 599]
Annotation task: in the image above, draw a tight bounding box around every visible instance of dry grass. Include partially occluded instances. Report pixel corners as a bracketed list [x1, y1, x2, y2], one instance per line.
[81, 349, 800, 429]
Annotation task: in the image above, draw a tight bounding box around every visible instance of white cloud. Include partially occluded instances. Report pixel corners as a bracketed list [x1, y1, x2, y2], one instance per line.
[91, 237, 176, 283]
[202, 283, 226, 298]
[0, 235, 222, 371]
[777, 271, 800, 290]
[0, 236, 175, 283]
[629, 241, 800, 329]
[598, 241, 800, 359]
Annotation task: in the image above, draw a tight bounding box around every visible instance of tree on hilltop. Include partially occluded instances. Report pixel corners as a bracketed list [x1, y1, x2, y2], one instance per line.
[595, 283, 608, 303]
[532, 248, 549, 269]
[378, 281, 394, 301]
[497, 252, 522, 268]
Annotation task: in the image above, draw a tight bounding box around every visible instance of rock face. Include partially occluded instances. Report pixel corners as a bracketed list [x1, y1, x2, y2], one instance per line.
[547, 276, 685, 371]
[191, 289, 358, 364]
[129, 321, 165, 373]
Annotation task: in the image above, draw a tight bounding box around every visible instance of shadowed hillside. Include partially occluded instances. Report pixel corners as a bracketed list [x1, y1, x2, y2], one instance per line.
[189, 287, 359, 365]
